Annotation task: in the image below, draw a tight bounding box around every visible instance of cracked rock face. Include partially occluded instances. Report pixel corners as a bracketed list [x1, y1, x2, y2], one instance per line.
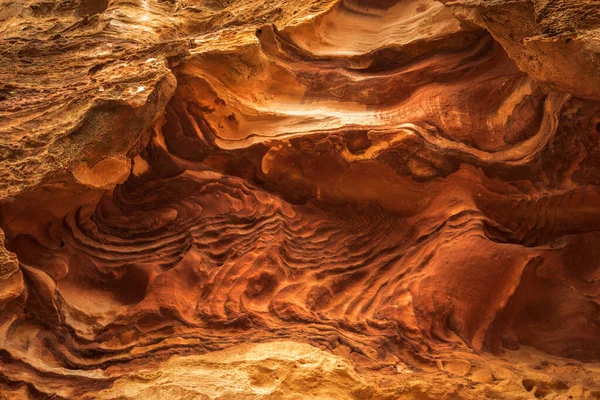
[1, 0, 600, 399]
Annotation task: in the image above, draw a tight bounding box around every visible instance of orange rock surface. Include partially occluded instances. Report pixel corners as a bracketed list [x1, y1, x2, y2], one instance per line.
[1, 0, 600, 399]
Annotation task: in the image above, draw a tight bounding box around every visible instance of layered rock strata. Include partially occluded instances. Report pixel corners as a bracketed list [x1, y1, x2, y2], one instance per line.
[1, 0, 600, 399]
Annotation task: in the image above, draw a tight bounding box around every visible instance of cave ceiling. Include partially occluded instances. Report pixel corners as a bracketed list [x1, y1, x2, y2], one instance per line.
[1, 0, 600, 399]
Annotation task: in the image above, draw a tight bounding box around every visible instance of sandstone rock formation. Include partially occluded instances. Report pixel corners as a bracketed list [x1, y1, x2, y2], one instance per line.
[1, 0, 600, 399]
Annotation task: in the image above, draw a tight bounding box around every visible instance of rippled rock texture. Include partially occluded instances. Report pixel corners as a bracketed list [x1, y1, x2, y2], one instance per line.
[1, 0, 600, 398]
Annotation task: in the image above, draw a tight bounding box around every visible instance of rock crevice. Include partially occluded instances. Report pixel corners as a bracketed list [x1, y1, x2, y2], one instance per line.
[1, 0, 600, 399]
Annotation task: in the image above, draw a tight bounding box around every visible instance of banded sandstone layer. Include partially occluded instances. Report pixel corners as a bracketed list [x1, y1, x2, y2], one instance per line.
[1, 0, 600, 398]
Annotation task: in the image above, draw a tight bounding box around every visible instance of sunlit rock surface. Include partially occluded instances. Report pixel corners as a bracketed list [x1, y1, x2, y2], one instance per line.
[1, 0, 600, 399]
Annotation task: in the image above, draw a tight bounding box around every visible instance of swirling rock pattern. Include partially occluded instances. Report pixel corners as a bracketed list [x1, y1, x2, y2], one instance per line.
[1, 0, 600, 399]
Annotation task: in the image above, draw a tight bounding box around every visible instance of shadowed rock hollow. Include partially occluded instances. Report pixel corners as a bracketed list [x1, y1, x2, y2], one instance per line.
[1, 0, 600, 399]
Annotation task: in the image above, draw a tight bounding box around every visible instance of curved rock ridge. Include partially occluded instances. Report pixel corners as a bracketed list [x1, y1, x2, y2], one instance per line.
[1, 0, 600, 399]
[440, 0, 600, 100]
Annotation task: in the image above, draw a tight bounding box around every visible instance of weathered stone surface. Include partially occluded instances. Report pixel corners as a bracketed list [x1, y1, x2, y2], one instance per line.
[1, 0, 600, 399]
[441, 0, 600, 100]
